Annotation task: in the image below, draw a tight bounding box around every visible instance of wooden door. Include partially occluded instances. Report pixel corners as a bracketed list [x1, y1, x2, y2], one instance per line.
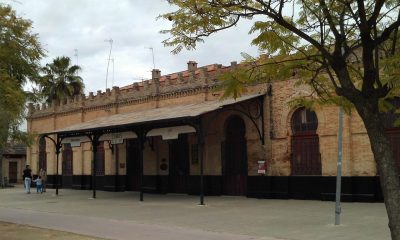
[39, 137, 47, 170]
[8, 162, 17, 183]
[126, 139, 140, 191]
[223, 116, 247, 196]
[95, 142, 105, 176]
[291, 107, 321, 175]
[62, 143, 73, 188]
[169, 134, 189, 193]
[291, 135, 321, 175]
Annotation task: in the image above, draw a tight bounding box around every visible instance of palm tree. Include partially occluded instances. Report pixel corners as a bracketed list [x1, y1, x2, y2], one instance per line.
[40, 56, 84, 103]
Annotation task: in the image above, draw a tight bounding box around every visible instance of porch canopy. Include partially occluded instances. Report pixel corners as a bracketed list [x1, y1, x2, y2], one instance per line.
[42, 93, 265, 203]
[47, 93, 263, 136]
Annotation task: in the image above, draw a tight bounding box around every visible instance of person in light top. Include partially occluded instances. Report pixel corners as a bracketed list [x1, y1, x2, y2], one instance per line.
[39, 168, 47, 192]
[32, 176, 43, 194]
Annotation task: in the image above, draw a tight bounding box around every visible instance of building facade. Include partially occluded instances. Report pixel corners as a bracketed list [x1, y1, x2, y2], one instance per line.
[26, 61, 400, 202]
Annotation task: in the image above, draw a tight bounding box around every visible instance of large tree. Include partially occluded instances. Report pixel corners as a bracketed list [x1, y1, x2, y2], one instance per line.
[0, 4, 44, 184]
[39, 56, 84, 103]
[160, 0, 400, 239]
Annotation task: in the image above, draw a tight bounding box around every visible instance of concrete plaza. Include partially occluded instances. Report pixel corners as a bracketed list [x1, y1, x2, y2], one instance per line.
[0, 186, 390, 240]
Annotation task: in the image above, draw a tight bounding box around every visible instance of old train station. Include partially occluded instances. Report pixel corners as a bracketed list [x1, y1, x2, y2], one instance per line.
[26, 60, 400, 202]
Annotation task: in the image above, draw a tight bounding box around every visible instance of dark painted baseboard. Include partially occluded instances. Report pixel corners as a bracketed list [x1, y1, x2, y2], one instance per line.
[46, 175, 384, 202]
[247, 176, 384, 202]
[187, 176, 222, 195]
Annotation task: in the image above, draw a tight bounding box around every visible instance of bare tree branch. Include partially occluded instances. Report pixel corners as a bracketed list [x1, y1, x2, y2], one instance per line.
[368, 0, 385, 27]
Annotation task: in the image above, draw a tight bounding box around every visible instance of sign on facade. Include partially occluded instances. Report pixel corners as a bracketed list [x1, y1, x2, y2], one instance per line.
[61, 136, 91, 147]
[99, 131, 137, 144]
[258, 161, 266, 175]
[147, 125, 196, 140]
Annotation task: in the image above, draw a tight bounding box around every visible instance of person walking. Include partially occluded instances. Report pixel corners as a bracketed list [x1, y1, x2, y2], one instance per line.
[23, 165, 32, 194]
[32, 176, 43, 193]
[39, 168, 47, 192]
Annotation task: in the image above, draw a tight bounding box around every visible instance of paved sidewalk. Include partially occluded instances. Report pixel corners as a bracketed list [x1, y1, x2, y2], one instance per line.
[0, 186, 390, 240]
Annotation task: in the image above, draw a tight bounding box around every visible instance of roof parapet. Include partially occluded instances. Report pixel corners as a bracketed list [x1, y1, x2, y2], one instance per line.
[28, 60, 238, 116]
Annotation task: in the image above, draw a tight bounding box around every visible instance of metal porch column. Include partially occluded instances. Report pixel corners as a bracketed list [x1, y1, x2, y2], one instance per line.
[43, 135, 62, 196]
[91, 134, 100, 199]
[55, 144, 61, 195]
[196, 122, 205, 205]
[137, 130, 146, 202]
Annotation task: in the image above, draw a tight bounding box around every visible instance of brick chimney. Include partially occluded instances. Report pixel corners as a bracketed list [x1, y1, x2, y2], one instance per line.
[187, 61, 198, 71]
[152, 69, 161, 80]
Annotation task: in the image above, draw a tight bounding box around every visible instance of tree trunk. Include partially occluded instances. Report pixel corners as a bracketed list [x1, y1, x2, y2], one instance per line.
[355, 101, 400, 240]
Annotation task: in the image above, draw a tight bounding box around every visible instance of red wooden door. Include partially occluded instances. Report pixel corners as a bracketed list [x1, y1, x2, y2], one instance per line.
[291, 135, 321, 175]
[291, 107, 320, 175]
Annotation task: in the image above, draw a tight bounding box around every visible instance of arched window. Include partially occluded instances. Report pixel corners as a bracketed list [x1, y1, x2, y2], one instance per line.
[95, 142, 105, 176]
[291, 107, 321, 175]
[39, 137, 47, 170]
[291, 107, 318, 135]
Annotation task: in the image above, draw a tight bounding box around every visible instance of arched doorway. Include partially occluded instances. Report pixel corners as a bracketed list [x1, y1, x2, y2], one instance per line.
[222, 115, 247, 195]
[126, 139, 140, 191]
[62, 143, 73, 188]
[169, 134, 189, 193]
[291, 107, 321, 175]
[95, 142, 105, 176]
[383, 98, 400, 169]
[38, 137, 47, 170]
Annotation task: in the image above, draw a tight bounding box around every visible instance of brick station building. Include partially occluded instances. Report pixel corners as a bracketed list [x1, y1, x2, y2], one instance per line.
[26, 60, 400, 202]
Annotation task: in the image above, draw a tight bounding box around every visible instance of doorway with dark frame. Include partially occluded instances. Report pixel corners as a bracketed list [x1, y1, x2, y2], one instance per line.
[291, 107, 321, 175]
[8, 162, 17, 183]
[222, 115, 248, 196]
[62, 143, 73, 188]
[168, 134, 189, 194]
[38, 137, 47, 171]
[126, 139, 140, 191]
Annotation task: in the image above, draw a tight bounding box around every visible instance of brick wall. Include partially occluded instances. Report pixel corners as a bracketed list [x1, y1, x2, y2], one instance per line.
[27, 62, 376, 177]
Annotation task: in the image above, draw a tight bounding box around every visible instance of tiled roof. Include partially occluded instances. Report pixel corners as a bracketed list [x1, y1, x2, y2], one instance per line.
[47, 93, 264, 135]
[3, 143, 27, 156]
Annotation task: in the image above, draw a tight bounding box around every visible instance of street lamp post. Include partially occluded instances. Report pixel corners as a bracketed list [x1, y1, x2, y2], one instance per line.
[335, 106, 343, 225]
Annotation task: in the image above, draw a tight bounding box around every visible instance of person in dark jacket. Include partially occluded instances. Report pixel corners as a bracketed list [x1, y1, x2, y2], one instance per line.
[23, 165, 32, 194]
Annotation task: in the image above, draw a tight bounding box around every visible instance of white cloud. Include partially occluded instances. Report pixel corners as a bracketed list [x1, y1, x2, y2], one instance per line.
[9, 0, 260, 94]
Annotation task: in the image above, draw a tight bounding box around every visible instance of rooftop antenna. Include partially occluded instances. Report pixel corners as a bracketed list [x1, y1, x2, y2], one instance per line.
[74, 49, 79, 66]
[132, 75, 145, 82]
[146, 47, 155, 69]
[111, 58, 115, 87]
[105, 39, 113, 89]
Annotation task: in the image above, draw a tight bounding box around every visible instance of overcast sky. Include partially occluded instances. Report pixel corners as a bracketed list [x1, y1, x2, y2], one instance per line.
[8, 0, 261, 94]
